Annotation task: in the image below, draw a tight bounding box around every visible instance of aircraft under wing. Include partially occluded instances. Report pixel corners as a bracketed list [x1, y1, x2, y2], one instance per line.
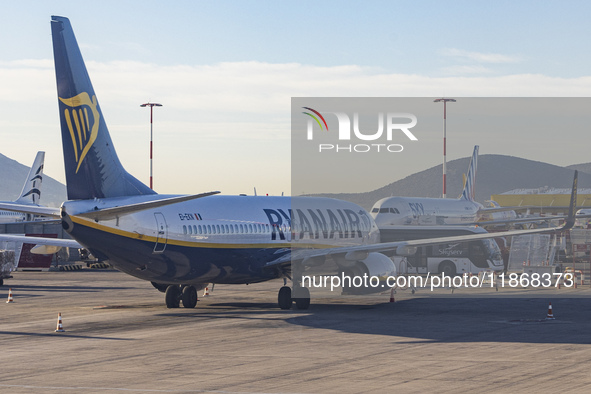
[0, 234, 81, 254]
[0, 202, 61, 218]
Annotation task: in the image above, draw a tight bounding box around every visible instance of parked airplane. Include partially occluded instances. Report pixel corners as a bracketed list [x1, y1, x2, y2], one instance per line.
[372, 146, 482, 226]
[371, 146, 547, 227]
[0, 151, 46, 223]
[0, 17, 577, 310]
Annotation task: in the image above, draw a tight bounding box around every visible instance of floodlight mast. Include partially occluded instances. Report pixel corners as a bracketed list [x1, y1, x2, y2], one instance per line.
[140, 102, 163, 189]
[433, 98, 456, 198]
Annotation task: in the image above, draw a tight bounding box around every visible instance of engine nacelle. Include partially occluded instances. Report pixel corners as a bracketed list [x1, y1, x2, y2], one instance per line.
[396, 245, 417, 256]
[340, 252, 396, 295]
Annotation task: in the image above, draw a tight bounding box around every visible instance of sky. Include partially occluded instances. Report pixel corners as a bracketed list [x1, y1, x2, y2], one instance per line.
[1, 1, 591, 197]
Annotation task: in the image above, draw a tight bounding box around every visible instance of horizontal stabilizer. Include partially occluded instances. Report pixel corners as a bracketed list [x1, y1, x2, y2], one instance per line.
[76, 191, 220, 221]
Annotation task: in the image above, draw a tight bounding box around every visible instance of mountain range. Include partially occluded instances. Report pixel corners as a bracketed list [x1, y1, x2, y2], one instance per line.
[306, 155, 591, 210]
[1, 152, 590, 211]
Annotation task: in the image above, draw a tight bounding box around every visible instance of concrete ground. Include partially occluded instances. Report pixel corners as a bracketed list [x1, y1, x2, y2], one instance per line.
[1, 269, 590, 393]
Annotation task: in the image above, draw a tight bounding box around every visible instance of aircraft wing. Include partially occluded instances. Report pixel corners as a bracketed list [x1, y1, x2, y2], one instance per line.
[446, 214, 567, 227]
[264, 218, 574, 270]
[0, 234, 81, 255]
[477, 205, 537, 214]
[266, 170, 579, 270]
[474, 215, 567, 227]
[0, 202, 61, 218]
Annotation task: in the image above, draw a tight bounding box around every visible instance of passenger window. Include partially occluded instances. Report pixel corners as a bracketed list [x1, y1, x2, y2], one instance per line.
[183, 225, 187, 235]
[198, 225, 202, 234]
[188, 226, 192, 235]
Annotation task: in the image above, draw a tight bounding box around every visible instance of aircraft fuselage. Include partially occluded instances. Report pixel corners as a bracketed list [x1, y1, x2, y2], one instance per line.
[61, 195, 380, 285]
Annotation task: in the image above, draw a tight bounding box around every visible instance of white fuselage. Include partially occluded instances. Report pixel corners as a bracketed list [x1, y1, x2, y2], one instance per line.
[371, 196, 483, 227]
[0, 207, 27, 224]
[61, 195, 381, 284]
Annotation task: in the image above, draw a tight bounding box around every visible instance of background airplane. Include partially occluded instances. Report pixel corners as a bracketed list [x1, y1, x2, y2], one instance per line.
[371, 146, 564, 228]
[0, 151, 45, 223]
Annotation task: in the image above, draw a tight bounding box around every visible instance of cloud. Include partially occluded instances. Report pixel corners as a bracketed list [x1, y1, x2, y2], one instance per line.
[440, 48, 522, 64]
[2, 59, 591, 195]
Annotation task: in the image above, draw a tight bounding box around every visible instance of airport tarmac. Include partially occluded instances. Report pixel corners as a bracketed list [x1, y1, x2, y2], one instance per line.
[1, 269, 591, 393]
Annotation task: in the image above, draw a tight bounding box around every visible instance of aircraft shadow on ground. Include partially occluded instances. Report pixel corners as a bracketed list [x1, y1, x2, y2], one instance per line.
[0, 331, 131, 341]
[159, 297, 591, 345]
[3, 284, 130, 293]
[285, 297, 591, 345]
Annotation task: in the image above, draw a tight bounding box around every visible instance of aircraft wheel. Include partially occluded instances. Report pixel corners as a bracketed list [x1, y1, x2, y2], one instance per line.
[165, 285, 181, 308]
[294, 287, 310, 310]
[182, 285, 198, 308]
[278, 286, 292, 310]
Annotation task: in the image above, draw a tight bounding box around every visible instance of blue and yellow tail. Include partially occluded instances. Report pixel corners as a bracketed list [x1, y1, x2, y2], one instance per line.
[51, 16, 155, 200]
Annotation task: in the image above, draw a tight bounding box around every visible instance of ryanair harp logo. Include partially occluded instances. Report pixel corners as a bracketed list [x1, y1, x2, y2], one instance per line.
[59, 92, 100, 173]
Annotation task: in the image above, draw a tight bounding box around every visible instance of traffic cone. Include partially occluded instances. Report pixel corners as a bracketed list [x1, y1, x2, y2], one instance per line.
[203, 286, 210, 296]
[389, 288, 395, 303]
[55, 313, 65, 332]
[6, 288, 14, 303]
[546, 302, 555, 320]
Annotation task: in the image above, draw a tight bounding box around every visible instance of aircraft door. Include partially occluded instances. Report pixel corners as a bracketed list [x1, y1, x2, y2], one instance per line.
[154, 212, 168, 253]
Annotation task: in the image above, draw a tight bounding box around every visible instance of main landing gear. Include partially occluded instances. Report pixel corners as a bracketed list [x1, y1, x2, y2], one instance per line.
[165, 285, 198, 309]
[278, 280, 310, 310]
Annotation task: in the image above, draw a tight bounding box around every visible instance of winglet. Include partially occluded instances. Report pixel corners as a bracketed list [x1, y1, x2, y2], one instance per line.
[564, 170, 578, 230]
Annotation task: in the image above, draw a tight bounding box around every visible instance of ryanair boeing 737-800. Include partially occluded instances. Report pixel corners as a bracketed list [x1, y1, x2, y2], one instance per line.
[0, 17, 577, 309]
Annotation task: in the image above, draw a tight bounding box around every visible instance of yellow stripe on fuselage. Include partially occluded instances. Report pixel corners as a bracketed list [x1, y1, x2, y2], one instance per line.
[69, 215, 343, 250]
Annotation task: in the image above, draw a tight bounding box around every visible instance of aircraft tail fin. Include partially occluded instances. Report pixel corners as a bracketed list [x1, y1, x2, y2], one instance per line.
[15, 151, 45, 205]
[460, 145, 479, 201]
[51, 16, 156, 200]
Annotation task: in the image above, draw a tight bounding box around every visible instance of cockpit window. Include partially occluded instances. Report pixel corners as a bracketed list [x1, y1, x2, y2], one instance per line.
[377, 207, 400, 214]
[371, 208, 379, 213]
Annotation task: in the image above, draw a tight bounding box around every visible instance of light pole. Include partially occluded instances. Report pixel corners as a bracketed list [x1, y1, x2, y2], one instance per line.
[140, 102, 162, 189]
[433, 98, 456, 198]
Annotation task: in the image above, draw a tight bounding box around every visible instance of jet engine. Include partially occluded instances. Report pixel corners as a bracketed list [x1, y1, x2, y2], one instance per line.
[339, 252, 396, 295]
